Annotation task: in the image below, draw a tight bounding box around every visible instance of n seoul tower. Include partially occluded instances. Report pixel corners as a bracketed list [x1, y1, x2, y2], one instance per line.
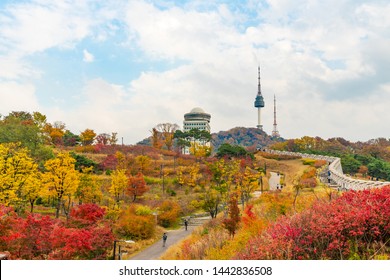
[254, 66, 265, 130]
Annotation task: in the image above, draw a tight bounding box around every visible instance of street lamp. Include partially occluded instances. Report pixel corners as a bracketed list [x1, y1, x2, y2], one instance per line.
[113, 240, 135, 260]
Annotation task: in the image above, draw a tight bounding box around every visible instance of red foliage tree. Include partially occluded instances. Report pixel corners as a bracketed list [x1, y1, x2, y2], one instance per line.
[126, 172, 149, 202]
[69, 203, 106, 228]
[4, 213, 54, 259]
[0, 204, 113, 260]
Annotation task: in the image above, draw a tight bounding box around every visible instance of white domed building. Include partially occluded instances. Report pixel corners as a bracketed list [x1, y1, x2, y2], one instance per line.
[183, 107, 211, 132]
[182, 107, 211, 154]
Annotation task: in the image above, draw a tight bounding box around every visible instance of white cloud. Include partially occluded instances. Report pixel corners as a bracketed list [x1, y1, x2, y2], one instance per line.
[83, 49, 95, 63]
[0, 82, 40, 113]
[1, 0, 389, 144]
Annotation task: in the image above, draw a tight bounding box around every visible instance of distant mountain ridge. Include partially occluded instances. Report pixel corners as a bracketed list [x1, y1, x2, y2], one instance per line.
[211, 127, 280, 152]
[137, 127, 280, 152]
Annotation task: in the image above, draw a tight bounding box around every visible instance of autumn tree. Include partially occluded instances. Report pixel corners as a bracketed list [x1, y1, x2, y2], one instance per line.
[158, 200, 181, 227]
[96, 133, 110, 145]
[44, 121, 66, 145]
[22, 173, 41, 213]
[236, 166, 258, 208]
[176, 166, 185, 188]
[223, 192, 241, 238]
[135, 155, 151, 174]
[126, 172, 149, 202]
[187, 164, 200, 188]
[209, 159, 240, 198]
[151, 128, 162, 149]
[115, 151, 127, 170]
[42, 152, 80, 218]
[75, 167, 102, 205]
[189, 142, 212, 158]
[62, 130, 80, 146]
[202, 188, 221, 218]
[109, 132, 118, 145]
[114, 204, 156, 240]
[80, 129, 96, 146]
[0, 143, 40, 211]
[154, 123, 179, 151]
[358, 165, 369, 177]
[109, 169, 128, 206]
[0, 111, 44, 154]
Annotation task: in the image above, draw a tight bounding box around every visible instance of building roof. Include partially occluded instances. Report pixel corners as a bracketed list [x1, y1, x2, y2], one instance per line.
[190, 107, 205, 113]
[184, 107, 211, 121]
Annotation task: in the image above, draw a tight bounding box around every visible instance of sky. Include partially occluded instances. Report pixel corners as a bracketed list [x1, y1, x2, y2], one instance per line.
[0, 0, 389, 144]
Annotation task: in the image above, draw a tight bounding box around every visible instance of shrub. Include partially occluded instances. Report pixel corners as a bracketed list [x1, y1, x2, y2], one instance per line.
[68, 203, 106, 228]
[258, 152, 301, 161]
[158, 200, 181, 228]
[302, 158, 316, 166]
[114, 205, 155, 240]
[237, 186, 390, 260]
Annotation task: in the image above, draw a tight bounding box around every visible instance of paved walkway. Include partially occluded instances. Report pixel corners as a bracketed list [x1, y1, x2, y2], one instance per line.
[129, 222, 202, 260]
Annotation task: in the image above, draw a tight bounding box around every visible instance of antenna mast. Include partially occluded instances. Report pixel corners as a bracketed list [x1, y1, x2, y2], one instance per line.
[272, 95, 280, 137]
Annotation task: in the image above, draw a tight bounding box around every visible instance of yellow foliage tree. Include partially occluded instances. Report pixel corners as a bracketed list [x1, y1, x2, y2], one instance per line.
[176, 166, 185, 188]
[135, 155, 151, 174]
[189, 142, 212, 157]
[80, 128, 96, 146]
[75, 167, 102, 204]
[0, 143, 40, 210]
[109, 169, 128, 206]
[22, 173, 41, 213]
[42, 152, 80, 218]
[187, 164, 200, 188]
[236, 166, 258, 208]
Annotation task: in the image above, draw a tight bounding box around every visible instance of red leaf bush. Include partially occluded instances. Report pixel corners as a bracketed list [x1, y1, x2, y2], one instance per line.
[237, 186, 390, 260]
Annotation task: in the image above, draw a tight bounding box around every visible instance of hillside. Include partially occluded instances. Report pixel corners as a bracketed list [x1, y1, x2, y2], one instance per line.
[211, 127, 280, 151]
[138, 126, 281, 152]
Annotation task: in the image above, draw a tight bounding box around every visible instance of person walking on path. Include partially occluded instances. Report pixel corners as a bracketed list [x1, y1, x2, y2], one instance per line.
[162, 233, 168, 247]
[184, 219, 188, 231]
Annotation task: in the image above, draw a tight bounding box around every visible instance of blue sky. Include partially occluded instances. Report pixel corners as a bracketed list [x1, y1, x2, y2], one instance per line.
[1, 0, 389, 144]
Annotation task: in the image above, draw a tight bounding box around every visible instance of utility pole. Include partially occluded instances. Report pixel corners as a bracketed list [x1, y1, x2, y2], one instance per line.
[160, 164, 165, 194]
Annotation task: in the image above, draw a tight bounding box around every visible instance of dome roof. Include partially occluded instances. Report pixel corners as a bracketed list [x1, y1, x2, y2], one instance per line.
[190, 107, 205, 114]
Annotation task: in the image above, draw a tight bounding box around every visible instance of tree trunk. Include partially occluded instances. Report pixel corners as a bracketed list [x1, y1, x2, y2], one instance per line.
[56, 198, 61, 218]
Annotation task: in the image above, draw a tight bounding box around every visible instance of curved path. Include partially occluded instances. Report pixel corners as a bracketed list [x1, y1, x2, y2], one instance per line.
[129, 218, 209, 260]
[265, 149, 390, 190]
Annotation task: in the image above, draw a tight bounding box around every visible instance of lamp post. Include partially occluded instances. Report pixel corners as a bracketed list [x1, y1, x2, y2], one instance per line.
[160, 164, 165, 194]
[113, 240, 135, 260]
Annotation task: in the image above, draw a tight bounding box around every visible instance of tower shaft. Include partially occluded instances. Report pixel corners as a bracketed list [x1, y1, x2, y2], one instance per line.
[257, 108, 262, 130]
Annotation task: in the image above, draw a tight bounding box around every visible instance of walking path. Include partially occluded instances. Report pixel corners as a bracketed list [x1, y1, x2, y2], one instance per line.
[129, 218, 207, 260]
[265, 149, 390, 190]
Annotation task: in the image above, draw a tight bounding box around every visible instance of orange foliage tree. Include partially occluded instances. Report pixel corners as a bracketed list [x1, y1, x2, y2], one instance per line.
[158, 200, 181, 228]
[114, 204, 156, 240]
[223, 193, 241, 238]
[126, 172, 149, 202]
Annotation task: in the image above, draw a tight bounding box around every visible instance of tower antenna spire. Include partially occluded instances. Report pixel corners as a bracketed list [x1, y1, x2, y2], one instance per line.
[272, 94, 280, 137]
